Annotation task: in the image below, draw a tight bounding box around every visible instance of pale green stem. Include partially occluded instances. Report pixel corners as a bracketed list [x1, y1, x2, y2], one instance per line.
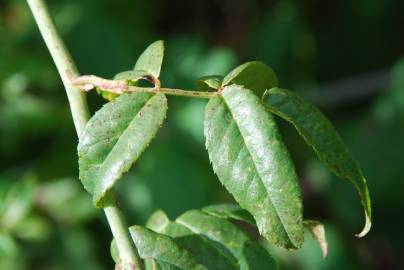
[70, 75, 219, 99]
[128, 86, 218, 99]
[26, 0, 89, 136]
[105, 205, 142, 270]
[26, 0, 143, 269]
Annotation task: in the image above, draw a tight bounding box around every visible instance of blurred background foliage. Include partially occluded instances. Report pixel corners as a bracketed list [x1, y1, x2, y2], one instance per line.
[1, 0, 403, 269]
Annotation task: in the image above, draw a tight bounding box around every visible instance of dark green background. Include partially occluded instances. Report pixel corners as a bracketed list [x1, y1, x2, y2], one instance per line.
[1, 0, 403, 269]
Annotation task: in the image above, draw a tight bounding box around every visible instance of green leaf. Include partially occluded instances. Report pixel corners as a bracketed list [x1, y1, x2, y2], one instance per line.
[0, 176, 36, 230]
[0, 232, 19, 259]
[78, 92, 167, 207]
[222, 62, 278, 96]
[12, 215, 51, 241]
[202, 204, 256, 226]
[146, 210, 171, 232]
[263, 87, 372, 237]
[143, 259, 184, 270]
[97, 41, 164, 101]
[134, 40, 165, 79]
[196, 76, 223, 91]
[114, 70, 154, 85]
[101, 70, 155, 101]
[38, 178, 97, 225]
[149, 216, 239, 270]
[176, 210, 276, 270]
[205, 85, 303, 249]
[304, 220, 328, 259]
[96, 90, 118, 101]
[146, 209, 276, 270]
[110, 239, 120, 265]
[129, 226, 206, 270]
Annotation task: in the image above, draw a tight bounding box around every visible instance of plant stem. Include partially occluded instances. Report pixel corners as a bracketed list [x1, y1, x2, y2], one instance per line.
[26, 0, 143, 269]
[157, 87, 219, 99]
[26, 0, 89, 136]
[105, 205, 142, 270]
[128, 86, 218, 99]
[70, 75, 219, 99]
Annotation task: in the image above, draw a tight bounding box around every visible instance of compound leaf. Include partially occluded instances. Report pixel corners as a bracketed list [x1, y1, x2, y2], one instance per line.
[78, 92, 167, 207]
[263, 87, 371, 237]
[205, 85, 303, 249]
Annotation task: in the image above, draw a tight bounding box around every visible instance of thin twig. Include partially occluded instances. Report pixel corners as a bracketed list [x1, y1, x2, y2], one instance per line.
[71, 75, 219, 99]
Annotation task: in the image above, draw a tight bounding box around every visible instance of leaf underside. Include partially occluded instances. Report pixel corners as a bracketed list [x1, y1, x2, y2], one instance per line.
[78, 92, 167, 207]
[263, 87, 371, 237]
[205, 85, 303, 249]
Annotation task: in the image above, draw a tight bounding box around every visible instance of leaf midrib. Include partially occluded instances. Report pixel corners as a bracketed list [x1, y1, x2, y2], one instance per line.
[84, 113, 134, 150]
[101, 95, 154, 160]
[220, 92, 296, 246]
[93, 94, 160, 197]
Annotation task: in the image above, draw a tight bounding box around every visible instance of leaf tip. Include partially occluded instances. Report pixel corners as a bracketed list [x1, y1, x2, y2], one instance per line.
[304, 220, 328, 259]
[355, 212, 372, 238]
[134, 40, 165, 78]
[150, 40, 165, 54]
[146, 210, 170, 232]
[356, 180, 372, 237]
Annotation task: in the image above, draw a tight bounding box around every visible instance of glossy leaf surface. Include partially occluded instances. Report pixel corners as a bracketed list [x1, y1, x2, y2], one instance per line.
[205, 85, 303, 249]
[263, 87, 371, 236]
[78, 92, 167, 207]
[222, 62, 278, 96]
